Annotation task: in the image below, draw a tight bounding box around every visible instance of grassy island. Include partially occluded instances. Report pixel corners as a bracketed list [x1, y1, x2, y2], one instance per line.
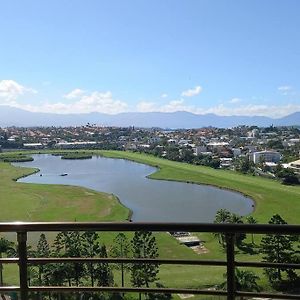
[60, 152, 93, 160]
[0, 153, 34, 163]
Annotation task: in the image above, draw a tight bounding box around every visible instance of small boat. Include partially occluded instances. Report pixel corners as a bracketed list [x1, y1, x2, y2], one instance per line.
[60, 173, 68, 176]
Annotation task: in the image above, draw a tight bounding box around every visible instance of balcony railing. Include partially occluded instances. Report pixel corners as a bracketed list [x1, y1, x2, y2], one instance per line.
[0, 222, 299, 300]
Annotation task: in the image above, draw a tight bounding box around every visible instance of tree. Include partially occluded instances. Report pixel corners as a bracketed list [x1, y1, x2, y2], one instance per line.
[67, 231, 86, 287]
[276, 168, 299, 185]
[81, 231, 101, 287]
[148, 282, 172, 300]
[213, 209, 246, 247]
[234, 156, 254, 174]
[180, 146, 194, 163]
[219, 268, 260, 300]
[36, 234, 50, 285]
[214, 209, 232, 246]
[246, 216, 257, 244]
[110, 233, 131, 287]
[0, 237, 14, 287]
[131, 231, 159, 300]
[260, 214, 298, 287]
[51, 231, 85, 287]
[95, 245, 114, 287]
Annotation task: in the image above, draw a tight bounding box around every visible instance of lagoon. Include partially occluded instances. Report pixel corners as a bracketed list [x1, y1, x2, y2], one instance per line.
[14, 154, 253, 222]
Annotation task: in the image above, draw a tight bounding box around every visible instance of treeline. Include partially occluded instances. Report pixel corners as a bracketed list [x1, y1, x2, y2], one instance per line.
[0, 231, 170, 300]
[136, 145, 221, 169]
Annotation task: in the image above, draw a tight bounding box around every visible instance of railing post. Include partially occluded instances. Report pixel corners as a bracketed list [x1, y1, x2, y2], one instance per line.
[226, 233, 235, 300]
[17, 231, 28, 300]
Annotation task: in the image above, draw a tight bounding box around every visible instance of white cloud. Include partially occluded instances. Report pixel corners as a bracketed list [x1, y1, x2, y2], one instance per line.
[136, 99, 205, 114]
[278, 85, 292, 91]
[181, 85, 202, 97]
[229, 98, 242, 104]
[1, 80, 299, 118]
[136, 99, 300, 118]
[136, 101, 157, 112]
[278, 85, 293, 96]
[205, 103, 300, 118]
[63, 88, 85, 99]
[160, 93, 168, 98]
[0, 80, 36, 103]
[160, 100, 198, 113]
[8, 90, 128, 115]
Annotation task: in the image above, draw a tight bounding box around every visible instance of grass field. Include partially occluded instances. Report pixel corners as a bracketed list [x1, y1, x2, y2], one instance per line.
[0, 160, 129, 222]
[0, 150, 299, 295]
[100, 150, 300, 224]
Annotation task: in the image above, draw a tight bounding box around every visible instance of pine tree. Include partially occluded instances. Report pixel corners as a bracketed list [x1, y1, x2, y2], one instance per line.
[110, 233, 131, 287]
[95, 245, 114, 287]
[260, 214, 297, 287]
[36, 234, 50, 285]
[81, 231, 101, 286]
[131, 231, 159, 290]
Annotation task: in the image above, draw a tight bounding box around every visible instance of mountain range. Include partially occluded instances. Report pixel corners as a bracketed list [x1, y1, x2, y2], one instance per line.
[0, 105, 299, 128]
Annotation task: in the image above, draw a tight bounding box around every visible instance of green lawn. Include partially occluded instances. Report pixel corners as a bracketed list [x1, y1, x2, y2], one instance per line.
[0, 161, 129, 222]
[99, 150, 300, 224]
[0, 150, 299, 294]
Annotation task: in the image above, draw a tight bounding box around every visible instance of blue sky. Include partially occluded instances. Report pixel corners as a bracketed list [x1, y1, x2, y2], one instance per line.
[0, 0, 300, 117]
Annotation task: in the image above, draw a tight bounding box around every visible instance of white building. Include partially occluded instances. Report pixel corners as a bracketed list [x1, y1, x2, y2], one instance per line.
[193, 146, 207, 156]
[23, 143, 44, 149]
[288, 159, 300, 173]
[250, 150, 281, 164]
[231, 148, 241, 158]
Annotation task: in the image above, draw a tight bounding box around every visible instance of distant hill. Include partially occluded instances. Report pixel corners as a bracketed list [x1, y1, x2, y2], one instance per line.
[0, 105, 299, 128]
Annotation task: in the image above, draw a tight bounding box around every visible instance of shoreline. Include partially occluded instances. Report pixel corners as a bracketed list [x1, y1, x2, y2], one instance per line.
[12, 152, 255, 221]
[11, 155, 132, 222]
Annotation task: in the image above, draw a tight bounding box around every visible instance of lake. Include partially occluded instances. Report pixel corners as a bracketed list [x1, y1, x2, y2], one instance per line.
[14, 154, 254, 222]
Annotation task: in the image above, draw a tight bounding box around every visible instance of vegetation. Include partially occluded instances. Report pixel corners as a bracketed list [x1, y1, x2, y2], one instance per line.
[131, 231, 159, 289]
[99, 150, 300, 224]
[60, 152, 93, 160]
[0, 152, 33, 162]
[1, 231, 164, 300]
[219, 268, 260, 298]
[260, 214, 299, 290]
[213, 209, 246, 247]
[0, 160, 129, 221]
[0, 150, 299, 297]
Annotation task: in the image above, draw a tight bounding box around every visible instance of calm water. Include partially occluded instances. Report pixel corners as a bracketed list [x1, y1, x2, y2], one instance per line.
[14, 154, 253, 222]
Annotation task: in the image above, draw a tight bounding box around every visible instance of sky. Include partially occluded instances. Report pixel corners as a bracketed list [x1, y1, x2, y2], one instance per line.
[0, 0, 300, 118]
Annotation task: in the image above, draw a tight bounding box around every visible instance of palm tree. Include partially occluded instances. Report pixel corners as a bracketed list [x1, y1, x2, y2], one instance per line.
[219, 268, 260, 300]
[246, 216, 257, 244]
[214, 209, 231, 246]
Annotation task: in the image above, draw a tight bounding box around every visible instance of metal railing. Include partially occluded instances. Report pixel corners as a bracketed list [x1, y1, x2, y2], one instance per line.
[0, 222, 299, 300]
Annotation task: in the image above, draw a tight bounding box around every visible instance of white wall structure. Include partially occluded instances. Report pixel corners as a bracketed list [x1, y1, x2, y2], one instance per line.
[250, 150, 281, 164]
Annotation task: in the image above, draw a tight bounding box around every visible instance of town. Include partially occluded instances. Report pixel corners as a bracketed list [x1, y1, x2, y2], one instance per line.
[1, 124, 299, 183]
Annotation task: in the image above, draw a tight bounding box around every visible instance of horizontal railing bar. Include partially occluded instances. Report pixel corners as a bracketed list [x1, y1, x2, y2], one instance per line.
[0, 286, 20, 292]
[0, 258, 19, 264]
[1, 286, 299, 299]
[236, 261, 300, 269]
[237, 291, 300, 299]
[0, 222, 299, 234]
[28, 257, 227, 266]
[28, 286, 227, 295]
